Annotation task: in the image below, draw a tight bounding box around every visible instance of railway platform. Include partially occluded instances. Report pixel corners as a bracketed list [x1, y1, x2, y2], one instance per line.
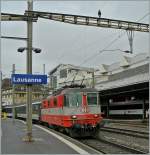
[103, 118, 149, 124]
[1, 118, 100, 154]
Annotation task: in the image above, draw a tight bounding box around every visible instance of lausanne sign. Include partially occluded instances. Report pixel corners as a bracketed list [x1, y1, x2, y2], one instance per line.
[11, 74, 47, 84]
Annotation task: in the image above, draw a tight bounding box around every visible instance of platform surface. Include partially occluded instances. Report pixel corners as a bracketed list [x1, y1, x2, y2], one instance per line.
[1, 119, 86, 154]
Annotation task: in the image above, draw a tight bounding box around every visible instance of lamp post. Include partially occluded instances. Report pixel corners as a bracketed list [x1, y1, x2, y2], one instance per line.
[15, 1, 41, 141]
[18, 47, 41, 142]
[26, 0, 33, 142]
[12, 64, 15, 124]
[0, 71, 2, 117]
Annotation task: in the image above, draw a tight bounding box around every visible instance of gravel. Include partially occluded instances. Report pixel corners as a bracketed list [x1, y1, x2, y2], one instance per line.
[98, 130, 149, 153]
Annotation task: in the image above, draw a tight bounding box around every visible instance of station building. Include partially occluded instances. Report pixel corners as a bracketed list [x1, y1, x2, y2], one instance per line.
[49, 64, 95, 89]
[95, 53, 149, 119]
[49, 53, 149, 119]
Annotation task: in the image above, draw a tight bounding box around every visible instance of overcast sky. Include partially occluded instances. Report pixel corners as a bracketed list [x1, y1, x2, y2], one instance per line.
[1, 0, 149, 77]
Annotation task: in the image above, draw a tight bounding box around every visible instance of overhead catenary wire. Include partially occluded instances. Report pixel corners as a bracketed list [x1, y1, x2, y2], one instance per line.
[55, 1, 112, 65]
[61, 31, 122, 84]
[78, 12, 150, 66]
[57, 31, 118, 64]
[63, 11, 149, 81]
[137, 12, 150, 22]
[55, 28, 88, 64]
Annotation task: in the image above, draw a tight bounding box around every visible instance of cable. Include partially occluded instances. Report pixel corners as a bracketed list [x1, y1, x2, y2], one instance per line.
[56, 25, 117, 65]
[137, 12, 150, 22]
[79, 12, 150, 66]
[55, 31, 85, 64]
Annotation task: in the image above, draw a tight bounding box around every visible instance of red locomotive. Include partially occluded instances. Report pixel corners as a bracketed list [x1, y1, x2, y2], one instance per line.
[41, 85, 103, 137]
[2, 85, 103, 137]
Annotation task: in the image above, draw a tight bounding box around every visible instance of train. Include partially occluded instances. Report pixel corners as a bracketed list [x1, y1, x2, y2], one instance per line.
[108, 102, 144, 119]
[2, 85, 104, 137]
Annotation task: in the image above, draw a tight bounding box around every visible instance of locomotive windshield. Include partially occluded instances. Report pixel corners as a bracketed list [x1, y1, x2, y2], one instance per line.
[64, 91, 98, 107]
[64, 93, 82, 107]
[69, 93, 82, 107]
[87, 93, 98, 105]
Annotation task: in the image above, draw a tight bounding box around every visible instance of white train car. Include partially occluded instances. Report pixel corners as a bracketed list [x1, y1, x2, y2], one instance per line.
[109, 109, 143, 115]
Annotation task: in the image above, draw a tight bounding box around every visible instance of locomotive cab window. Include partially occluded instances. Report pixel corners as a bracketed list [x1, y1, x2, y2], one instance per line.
[69, 93, 82, 107]
[64, 95, 69, 107]
[48, 99, 51, 107]
[87, 93, 97, 105]
[54, 97, 57, 106]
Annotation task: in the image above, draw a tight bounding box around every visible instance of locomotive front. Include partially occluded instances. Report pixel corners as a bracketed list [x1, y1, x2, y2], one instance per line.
[62, 88, 103, 137]
[41, 87, 103, 137]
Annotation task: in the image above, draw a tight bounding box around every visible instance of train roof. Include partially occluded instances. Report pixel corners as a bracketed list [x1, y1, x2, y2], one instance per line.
[3, 102, 41, 108]
[50, 85, 98, 96]
[61, 87, 98, 94]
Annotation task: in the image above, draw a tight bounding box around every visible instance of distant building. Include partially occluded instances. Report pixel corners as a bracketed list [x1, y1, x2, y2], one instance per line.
[2, 78, 11, 89]
[2, 85, 49, 106]
[49, 64, 95, 89]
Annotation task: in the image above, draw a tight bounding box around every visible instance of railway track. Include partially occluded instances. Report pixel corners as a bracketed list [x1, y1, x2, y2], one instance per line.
[15, 119, 149, 154]
[101, 126, 149, 139]
[38, 121, 149, 154]
[80, 137, 148, 154]
[38, 125, 103, 154]
[37, 123, 148, 154]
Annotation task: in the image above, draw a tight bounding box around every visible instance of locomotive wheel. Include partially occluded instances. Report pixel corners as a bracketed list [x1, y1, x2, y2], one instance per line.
[68, 129, 75, 137]
[92, 130, 99, 138]
[68, 129, 79, 138]
[58, 127, 65, 133]
[45, 122, 49, 127]
[92, 126, 100, 138]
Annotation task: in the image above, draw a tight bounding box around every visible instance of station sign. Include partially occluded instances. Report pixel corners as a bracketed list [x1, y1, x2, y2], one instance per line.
[11, 74, 47, 84]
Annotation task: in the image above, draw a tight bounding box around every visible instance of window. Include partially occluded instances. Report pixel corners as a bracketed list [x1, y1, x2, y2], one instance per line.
[19, 94, 24, 97]
[69, 93, 82, 107]
[68, 69, 72, 73]
[54, 97, 57, 106]
[60, 69, 67, 78]
[50, 76, 57, 89]
[48, 99, 51, 107]
[64, 95, 69, 106]
[87, 93, 97, 105]
[33, 104, 39, 114]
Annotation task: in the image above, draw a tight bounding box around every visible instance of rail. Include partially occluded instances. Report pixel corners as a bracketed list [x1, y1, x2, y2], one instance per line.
[101, 126, 149, 139]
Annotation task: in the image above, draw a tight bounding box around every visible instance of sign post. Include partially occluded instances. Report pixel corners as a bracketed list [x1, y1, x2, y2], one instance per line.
[12, 64, 15, 124]
[11, 73, 47, 141]
[26, 0, 33, 142]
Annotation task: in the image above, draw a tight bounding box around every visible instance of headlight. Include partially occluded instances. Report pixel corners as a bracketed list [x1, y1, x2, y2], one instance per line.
[94, 114, 98, 118]
[71, 115, 77, 119]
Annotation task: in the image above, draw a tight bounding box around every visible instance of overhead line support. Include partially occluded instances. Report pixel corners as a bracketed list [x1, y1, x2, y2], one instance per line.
[25, 10, 149, 32]
[1, 13, 38, 22]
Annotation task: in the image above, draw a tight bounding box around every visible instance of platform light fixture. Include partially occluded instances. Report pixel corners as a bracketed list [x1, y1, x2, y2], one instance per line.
[17, 47, 41, 141]
[18, 47, 41, 53]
